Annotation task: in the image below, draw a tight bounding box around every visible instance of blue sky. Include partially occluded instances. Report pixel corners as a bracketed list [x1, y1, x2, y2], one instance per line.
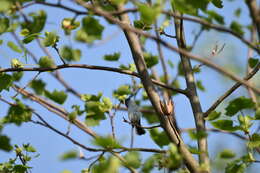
[0, 0, 259, 172]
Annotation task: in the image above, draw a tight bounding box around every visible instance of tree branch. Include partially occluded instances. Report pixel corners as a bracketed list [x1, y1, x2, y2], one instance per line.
[204, 62, 260, 117]
[0, 64, 186, 95]
[12, 85, 97, 138]
[172, 10, 209, 168]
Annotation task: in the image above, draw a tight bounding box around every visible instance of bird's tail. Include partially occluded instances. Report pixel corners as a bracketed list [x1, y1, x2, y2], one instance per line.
[135, 121, 146, 135]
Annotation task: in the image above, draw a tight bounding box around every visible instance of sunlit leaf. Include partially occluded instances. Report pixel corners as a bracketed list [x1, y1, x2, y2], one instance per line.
[124, 151, 141, 168]
[60, 150, 78, 161]
[7, 41, 22, 53]
[219, 149, 236, 159]
[45, 90, 67, 104]
[42, 31, 59, 47]
[92, 136, 121, 149]
[38, 56, 56, 68]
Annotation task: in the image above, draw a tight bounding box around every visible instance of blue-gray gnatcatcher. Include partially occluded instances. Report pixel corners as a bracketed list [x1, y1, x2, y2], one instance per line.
[125, 97, 145, 135]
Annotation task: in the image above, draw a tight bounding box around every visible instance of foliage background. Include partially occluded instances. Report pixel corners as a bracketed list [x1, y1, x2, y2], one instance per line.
[0, 0, 259, 172]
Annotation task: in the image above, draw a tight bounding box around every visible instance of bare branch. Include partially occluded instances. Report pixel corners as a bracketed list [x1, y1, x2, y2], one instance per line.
[0, 64, 186, 95]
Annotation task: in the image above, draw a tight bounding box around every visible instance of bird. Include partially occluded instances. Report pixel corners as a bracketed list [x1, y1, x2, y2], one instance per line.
[125, 96, 146, 135]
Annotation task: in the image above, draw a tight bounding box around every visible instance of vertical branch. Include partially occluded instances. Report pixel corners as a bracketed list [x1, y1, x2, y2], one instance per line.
[247, 26, 258, 107]
[245, 0, 260, 39]
[113, 3, 200, 173]
[172, 10, 209, 168]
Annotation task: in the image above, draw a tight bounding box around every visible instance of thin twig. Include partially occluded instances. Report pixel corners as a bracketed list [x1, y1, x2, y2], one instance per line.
[13, 72, 41, 98]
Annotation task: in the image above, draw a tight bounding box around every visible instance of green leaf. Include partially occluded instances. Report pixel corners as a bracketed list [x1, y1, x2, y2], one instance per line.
[0, 135, 13, 152]
[142, 155, 157, 173]
[101, 97, 113, 112]
[45, 90, 67, 104]
[219, 149, 236, 159]
[21, 10, 47, 34]
[225, 96, 255, 116]
[85, 101, 106, 126]
[0, 40, 3, 45]
[13, 165, 28, 173]
[171, 0, 209, 15]
[75, 29, 97, 44]
[230, 21, 244, 36]
[30, 79, 46, 95]
[0, 17, 9, 34]
[237, 115, 252, 133]
[61, 18, 80, 35]
[144, 53, 158, 68]
[167, 144, 182, 170]
[234, 8, 241, 17]
[42, 31, 59, 47]
[211, 0, 223, 8]
[60, 46, 81, 62]
[225, 160, 246, 173]
[206, 10, 224, 24]
[38, 56, 56, 68]
[22, 33, 41, 44]
[196, 80, 205, 91]
[103, 52, 120, 61]
[82, 16, 104, 39]
[92, 156, 120, 173]
[0, 0, 12, 13]
[20, 29, 30, 36]
[60, 150, 78, 161]
[255, 108, 260, 120]
[113, 85, 131, 101]
[178, 61, 185, 76]
[248, 133, 260, 149]
[124, 151, 141, 169]
[138, 3, 161, 25]
[4, 100, 32, 126]
[12, 72, 24, 82]
[205, 111, 221, 121]
[248, 57, 259, 68]
[0, 73, 13, 92]
[81, 92, 103, 102]
[7, 41, 22, 53]
[133, 20, 152, 30]
[150, 128, 170, 148]
[11, 58, 23, 68]
[211, 120, 238, 131]
[23, 143, 36, 152]
[92, 136, 121, 149]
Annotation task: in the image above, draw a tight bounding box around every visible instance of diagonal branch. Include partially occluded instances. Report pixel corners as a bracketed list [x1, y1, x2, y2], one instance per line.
[12, 85, 97, 138]
[204, 62, 260, 117]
